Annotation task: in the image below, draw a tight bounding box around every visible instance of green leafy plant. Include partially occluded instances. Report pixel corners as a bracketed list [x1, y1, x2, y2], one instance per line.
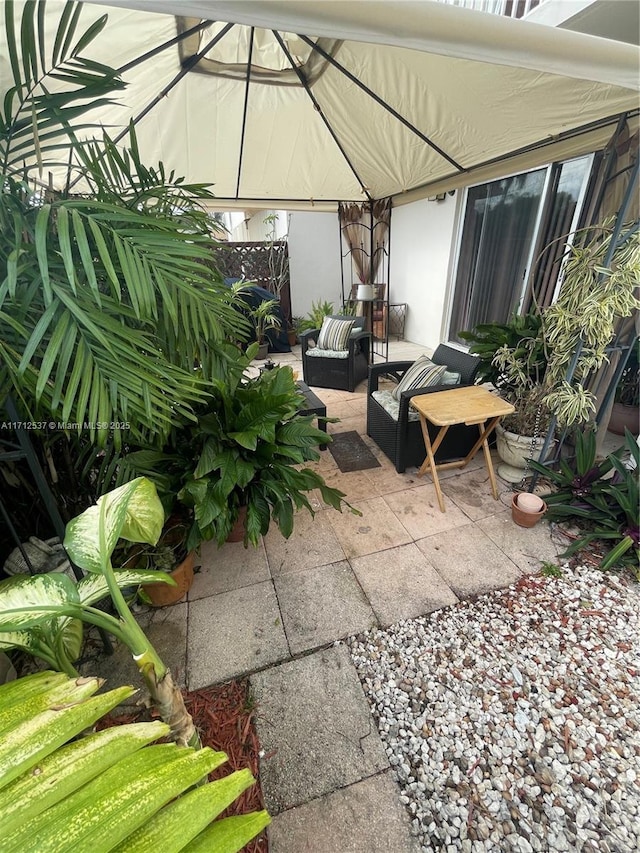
[0, 0, 247, 448]
[459, 313, 546, 388]
[529, 428, 639, 575]
[296, 300, 336, 333]
[460, 312, 550, 436]
[249, 296, 282, 345]
[0, 671, 269, 852]
[540, 561, 563, 578]
[123, 355, 356, 548]
[0, 477, 201, 746]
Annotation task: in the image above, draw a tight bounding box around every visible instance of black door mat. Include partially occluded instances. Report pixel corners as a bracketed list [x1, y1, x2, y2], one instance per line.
[328, 431, 382, 473]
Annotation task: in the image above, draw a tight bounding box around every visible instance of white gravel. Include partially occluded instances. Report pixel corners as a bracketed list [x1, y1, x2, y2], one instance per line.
[347, 565, 640, 852]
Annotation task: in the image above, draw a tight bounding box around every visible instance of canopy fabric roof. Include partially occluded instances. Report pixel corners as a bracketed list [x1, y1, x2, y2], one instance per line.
[4, 0, 639, 208]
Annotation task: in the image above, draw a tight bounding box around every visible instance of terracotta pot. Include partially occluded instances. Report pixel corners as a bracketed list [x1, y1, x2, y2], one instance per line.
[511, 493, 547, 528]
[287, 329, 297, 346]
[496, 424, 553, 484]
[608, 402, 639, 436]
[226, 505, 248, 543]
[142, 550, 195, 607]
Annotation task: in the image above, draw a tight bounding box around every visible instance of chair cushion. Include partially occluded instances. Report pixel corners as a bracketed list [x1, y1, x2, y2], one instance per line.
[305, 346, 349, 359]
[317, 317, 355, 351]
[392, 356, 447, 400]
[442, 370, 462, 386]
[372, 390, 420, 422]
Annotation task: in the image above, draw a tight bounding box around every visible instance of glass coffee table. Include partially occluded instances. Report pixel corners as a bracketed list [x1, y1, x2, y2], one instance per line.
[410, 386, 515, 512]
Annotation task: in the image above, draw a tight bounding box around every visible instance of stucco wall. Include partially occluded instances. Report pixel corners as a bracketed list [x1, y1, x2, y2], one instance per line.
[388, 194, 459, 349]
[286, 199, 460, 343]
[288, 211, 343, 319]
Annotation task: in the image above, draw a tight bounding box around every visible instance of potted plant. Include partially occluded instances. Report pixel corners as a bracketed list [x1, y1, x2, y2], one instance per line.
[231, 283, 282, 359]
[609, 341, 639, 436]
[460, 313, 552, 482]
[295, 300, 336, 335]
[121, 518, 197, 607]
[121, 352, 357, 549]
[286, 321, 298, 347]
[177, 365, 356, 547]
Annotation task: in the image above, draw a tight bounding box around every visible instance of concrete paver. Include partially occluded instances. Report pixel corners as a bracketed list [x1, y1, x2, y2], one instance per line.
[190, 539, 269, 598]
[187, 581, 289, 688]
[275, 560, 377, 654]
[328, 496, 413, 559]
[264, 511, 345, 576]
[384, 482, 471, 539]
[415, 523, 521, 598]
[442, 466, 511, 520]
[477, 513, 563, 574]
[250, 646, 389, 814]
[268, 772, 420, 853]
[351, 542, 459, 626]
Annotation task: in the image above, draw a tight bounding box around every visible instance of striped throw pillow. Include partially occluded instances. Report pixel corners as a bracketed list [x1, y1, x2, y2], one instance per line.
[317, 317, 355, 351]
[392, 356, 447, 400]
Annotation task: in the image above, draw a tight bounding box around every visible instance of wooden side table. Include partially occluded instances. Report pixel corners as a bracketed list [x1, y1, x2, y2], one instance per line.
[410, 386, 515, 512]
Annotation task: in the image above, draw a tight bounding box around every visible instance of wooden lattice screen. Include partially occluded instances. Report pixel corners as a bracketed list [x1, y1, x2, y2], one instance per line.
[212, 241, 291, 322]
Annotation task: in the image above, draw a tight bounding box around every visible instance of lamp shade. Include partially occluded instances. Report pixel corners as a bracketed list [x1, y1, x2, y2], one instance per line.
[356, 284, 374, 300]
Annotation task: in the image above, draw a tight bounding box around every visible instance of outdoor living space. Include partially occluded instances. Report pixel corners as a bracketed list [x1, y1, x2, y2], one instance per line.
[77, 340, 639, 852]
[2, 1, 639, 851]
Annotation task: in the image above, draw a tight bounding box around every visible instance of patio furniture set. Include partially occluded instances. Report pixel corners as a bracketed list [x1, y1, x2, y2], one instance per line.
[300, 316, 515, 512]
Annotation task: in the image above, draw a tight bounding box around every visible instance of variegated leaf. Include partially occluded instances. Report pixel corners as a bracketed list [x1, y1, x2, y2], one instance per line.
[77, 569, 176, 606]
[0, 574, 80, 631]
[64, 477, 163, 572]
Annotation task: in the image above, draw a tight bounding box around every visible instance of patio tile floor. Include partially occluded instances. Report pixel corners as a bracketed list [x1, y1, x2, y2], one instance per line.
[88, 343, 579, 850]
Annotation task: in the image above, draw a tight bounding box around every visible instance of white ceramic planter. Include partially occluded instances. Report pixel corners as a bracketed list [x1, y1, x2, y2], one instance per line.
[495, 424, 551, 483]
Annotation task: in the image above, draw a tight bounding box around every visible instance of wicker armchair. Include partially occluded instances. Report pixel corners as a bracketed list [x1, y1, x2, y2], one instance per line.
[366, 344, 482, 473]
[300, 315, 372, 392]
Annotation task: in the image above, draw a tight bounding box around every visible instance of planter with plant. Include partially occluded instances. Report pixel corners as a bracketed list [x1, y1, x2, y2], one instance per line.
[295, 300, 336, 335]
[122, 354, 357, 548]
[120, 518, 197, 607]
[232, 284, 282, 359]
[460, 312, 552, 482]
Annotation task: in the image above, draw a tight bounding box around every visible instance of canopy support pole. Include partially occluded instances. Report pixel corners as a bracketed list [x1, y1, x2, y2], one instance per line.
[235, 28, 255, 199]
[118, 19, 211, 74]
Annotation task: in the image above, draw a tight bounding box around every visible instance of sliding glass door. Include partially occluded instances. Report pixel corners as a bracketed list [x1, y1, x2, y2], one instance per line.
[447, 155, 591, 344]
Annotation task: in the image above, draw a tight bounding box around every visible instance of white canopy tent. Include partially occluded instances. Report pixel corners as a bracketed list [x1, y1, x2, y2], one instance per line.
[2, 0, 638, 209]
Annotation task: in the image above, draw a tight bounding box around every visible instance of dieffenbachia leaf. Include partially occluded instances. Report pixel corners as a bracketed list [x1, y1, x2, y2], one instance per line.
[76, 570, 176, 606]
[64, 477, 164, 573]
[0, 574, 80, 631]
